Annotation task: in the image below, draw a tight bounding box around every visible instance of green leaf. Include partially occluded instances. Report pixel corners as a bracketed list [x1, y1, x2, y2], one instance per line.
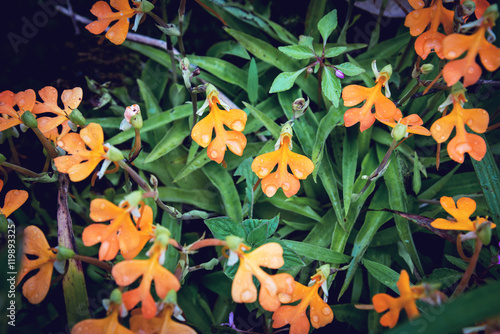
[317, 9, 338, 44]
[202, 163, 243, 222]
[363, 258, 401, 294]
[173, 148, 211, 182]
[247, 58, 258, 104]
[280, 239, 351, 263]
[188, 55, 248, 91]
[242, 214, 280, 238]
[418, 164, 461, 200]
[389, 280, 500, 334]
[269, 239, 307, 270]
[304, 0, 327, 42]
[243, 101, 281, 138]
[207, 40, 250, 59]
[335, 62, 366, 76]
[204, 216, 246, 240]
[299, 35, 314, 50]
[423, 268, 462, 290]
[144, 119, 190, 163]
[246, 223, 268, 247]
[324, 46, 347, 58]
[343, 128, 358, 216]
[157, 187, 223, 214]
[269, 68, 307, 93]
[322, 66, 342, 107]
[264, 195, 322, 222]
[278, 45, 316, 59]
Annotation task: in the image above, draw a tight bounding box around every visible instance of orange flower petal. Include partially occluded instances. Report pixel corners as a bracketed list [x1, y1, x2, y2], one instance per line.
[456, 197, 477, 218]
[22, 262, 53, 304]
[430, 113, 456, 143]
[61, 87, 83, 111]
[56, 132, 86, 155]
[431, 217, 475, 231]
[106, 18, 130, 45]
[90, 198, 125, 222]
[251, 150, 281, 178]
[272, 305, 310, 334]
[22, 225, 51, 258]
[67, 158, 103, 182]
[0, 90, 16, 110]
[90, 1, 114, 18]
[447, 132, 486, 163]
[219, 108, 248, 131]
[309, 293, 334, 329]
[287, 150, 315, 180]
[80, 123, 104, 151]
[261, 170, 301, 197]
[2, 189, 28, 218]
[246, 242, 285, 268]
[111, 0, 133, 12]
[82, 223, 108, 246]
[373, 94, 398, 121]
[15, 89, 36, 112]
[259, 273, 294, 312]
[112, 260, 149, 286]
[342, 85, 371, 107]
[191, 112, 214, 147]
[232, 260, 258, 303]
[414, 31, 446, 59]
[0, 118, 22, 132]
[71, 311, 134, 334]
[404, 7, 431, 36]
[408, 0, 425, 9]
[206, 135, 228, 164]
[117, 216, 140, 253]
[344, 106, 376, 132]
[478, 40, 500, 72]
[98, 234, 120, 261]
[372, 293, 393, 313]
[121, 288, 144, 312]
[443, 34, 474, 60]
[225, 130, 247, 156]
[153, 266, 181, 299]
[443, 58, 482, 87]
[86, 18, 113, 35]
[37, 115, 68, 134]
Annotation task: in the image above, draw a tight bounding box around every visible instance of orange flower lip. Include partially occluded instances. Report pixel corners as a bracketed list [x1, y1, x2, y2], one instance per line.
[0, 89, 36, 132]
[0, 179, 29, 218]
[252, 133, 314, 198]
[431, 196, 496, 231]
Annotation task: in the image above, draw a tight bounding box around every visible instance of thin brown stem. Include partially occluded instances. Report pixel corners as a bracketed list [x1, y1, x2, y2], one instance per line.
[31, 128, 58, 160]
[452, 237, 482, 298]
[7, 136, 20, 166]
[0, 162, 43, 178]
[73, 254, 112, 272]
[456, 234, 472, 262]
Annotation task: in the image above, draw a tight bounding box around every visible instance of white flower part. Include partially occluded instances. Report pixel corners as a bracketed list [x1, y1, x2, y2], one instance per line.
[384, 84, 392, 99]
[227, 250, 239, 266]
[119, 118, 132, 131]
[130, 206, 141, 219]
[102, 298, 111, 312]
[159, 249, 166, 265]
[371, 60, 379, 79]
[173, 304, 186, 321]
[438, 94, 454, 113]
[53, 259, 66, 274]
[274, 136, 281, 151]
[132, 12, 144, 32]
[219, 98, 231, 112]
[11, 126, 20, 137]
[196, 99, 210, 116]
[20, 123, 29, 133]
[119, 303, 128, 318]
[68, 120, 78, 132]
[321, 280, 329, 302]
[487, 27, 496, 43]
[96, 159, 113, 179]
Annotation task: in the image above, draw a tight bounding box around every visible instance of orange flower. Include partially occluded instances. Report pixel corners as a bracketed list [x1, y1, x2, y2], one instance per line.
[431, 196, 496, 231]
[372, 270, 423, 328]
[54, 122, 121, 182]
[71, 289, 132, 334]
[86, 0, 140, 45]
[83, 194, 153, 261]
[191, 85, 247, 164]
[32, 86, 83, 141]
[17, 226, 58, 304]
[442, 10, 500, 87]
[112, 227, 181, 319]
[430, 90, 489, 163]
[272, 266, 333, 334]
[378, 114, 431, 137]
[227, 237, 294, 312]
[404, 0, 454, 59]
[0, 89, 37, 132]
[343, 61, 402, 132]
[130, 303, 196, 334]
[251, 123, 314, 197]
[0, 179, 28, 218]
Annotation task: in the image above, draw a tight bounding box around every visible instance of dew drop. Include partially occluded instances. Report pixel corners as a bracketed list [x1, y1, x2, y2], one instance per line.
[265, 185, 278, 197]
[241, 290, 253, 302]
[434, 124, 441, 131]
[96, 236, 102, 241]
[274, 174, 279, 179]
[467, 119, 473, 126]
[201, 134, 210, 144]
[447, 51, 456, 58]
[467, 66, 475, 74]
[57, 140, 64, 147]
[312, 315, 319, 323]
[108, 31, 115, 38]
[440, 135, 446, 141]
[413, 11, 420, 18]
[18, 99, 25, 105]
[279, 293, 292, 303]
[100, 203, 106, 209]
[34, 293, 39, 299]
[322, 307, 332, 315]
[81, 135, 91, 143]
[259, 167, 268, 177]
[282, 182, 291, 191]
[456, 142, 472, 154]
[231, 120, 244, 131]
[294, 169, 304, 178]
[210, 151, 218, 159]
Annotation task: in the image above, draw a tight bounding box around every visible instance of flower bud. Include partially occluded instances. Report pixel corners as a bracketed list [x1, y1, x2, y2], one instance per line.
[292, 97, 309, 119]
[155, 225, 172, 246]
[307, 67, 314, 74]
[140, 0, 155, 13]
[391, 122, 408, 141]
[225, 235, 244, 251]
[68, 108, 86, 127]
[156, 23, 181, 36]
[164, 290, 178, 305]
[130, 113, 143, 129]
[124, 190, 143, 208]
[110, 288, 123, 305]
[56, 246, 75, 261]
[104, 144, 124, 161]
[420, 64, 434, 74]
[476, 218, 492, 245]
[21, 110, 38, 128]
[335, 69, 345, 79]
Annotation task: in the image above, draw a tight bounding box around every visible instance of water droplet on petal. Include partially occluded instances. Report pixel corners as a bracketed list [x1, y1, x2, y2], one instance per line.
[294, 169, 303, 178]
[456, 142, 472, 154]
[467, 66, 475, 74]
[201, 134, 210, 144]
[108, 31, 115, 38]
[265, 185, 277, 197]
[312, 315, 319, 323]
[322, 307, 332, 315]
[259, 167, 268, 177]
[467, 119, 473, 126]
[413, 11, 420, 18]
[81, 135, 91, 143]
[447, 51, 456, 58]
[440, 135, 446, 141]
[435, 124, 441, 131]
[210, 151, 218, 159]
[100, 203, 106, 209]
[282, 182, 290, 191]
[96, 236, 102, 241]
[241, 289, 253, 302]
[231, 120, 244, 131]
[57, 141, 64, 147]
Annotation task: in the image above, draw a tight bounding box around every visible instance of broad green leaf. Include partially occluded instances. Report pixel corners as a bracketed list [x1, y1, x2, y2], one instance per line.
[188, 55, 248, 91]
[137, 78, 163, 143]
[278, 45, 316, 59]
[141, 59, 169, 101]
[202, 163, 243, 223]
[322, 66, 342, 107]
[304, 0, 327, 42]
[280, 239, 351, 263]
[271, 240, 307, 270]
[242, 215, 280, 238]
[363, 258, 401, 294]
[324, 46, 347, 58]
[422, 268, 462, 290]
[269, 68, 307, 93]
[317, 9, 338, 44]
[178, 285, 214, 334]
[107, 103, 192, 145]
[204, 216, 246, 240]
[335, 62, 366, 76]
[206, 40, 251, 59]
[144, 119, 190, 163]
[343, 127, 358, 216]
[123, 41, 171, 68]
[247, 58, 258, 104]
[157, 186, 223, 214]
[472, 136, 500, 235]
[418, 164, 460, 200]
[299, 35, 314, 49]
[318, 155, 344, 227]
[243, 101, 281, 138]
[264, 195, 322, 222]
[389, 280, 500, 334]
[246, 223, 268, 247]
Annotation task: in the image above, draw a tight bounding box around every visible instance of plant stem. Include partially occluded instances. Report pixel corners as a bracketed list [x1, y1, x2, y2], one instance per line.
[73, 254, 112, 272]
[452, 237, 482, 298]
[0, 162, 43, 178]
[191, 91, 198, 129]
[31, 127, 58, 160]
[7, 135, 20, 165]
[396, 80, 421, 107]
[118, 160, 182, 219]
